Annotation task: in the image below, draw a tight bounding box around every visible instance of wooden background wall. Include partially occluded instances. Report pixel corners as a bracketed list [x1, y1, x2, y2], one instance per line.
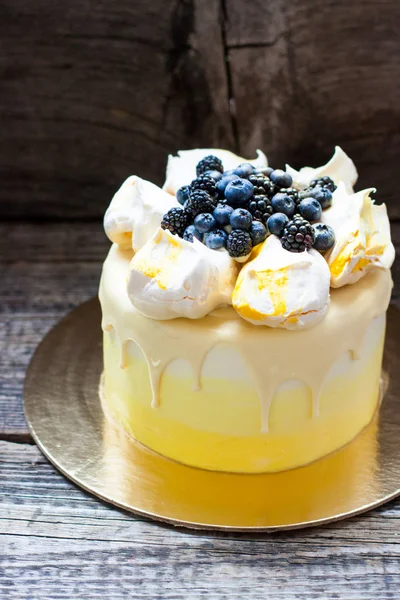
[1, 0, 399, 221]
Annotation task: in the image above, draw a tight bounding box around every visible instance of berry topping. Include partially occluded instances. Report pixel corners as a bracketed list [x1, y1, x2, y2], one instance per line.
[190, 174, 218, 199]
[226, 229, 253, 258]
[161, 207, 191, 237]
[313, 223, 336, 252]
[204, 169, 223, 182]
[196, 155, 224, 177]
[279, 187, 300, 206]
[194, 212, 217, 233]
[298, 197, 322, 222]
[230, 208, 253, 231]
[176, 185, 191, 206]
[250, 221, 268, 246]
[185, 189, 217, 217]
[254, 166, 274, 177]
[248, 194, 273, 224]
[270, 169, 293, 188]
[183, 224, 202, 243]
[224, 178, 255, 206]
[204, 229, 228, 250]
[281, 216, 315, 253]
[267, 212, 289, 237]
[248, 173, 275, 197]
[216, 173, 238, 197]
[213, 202, 234, 226]
[233, 162, 254, 178]
[303, 186, 333, 210]
[271, 192, 296, 218]
[310, 176, 336, 193]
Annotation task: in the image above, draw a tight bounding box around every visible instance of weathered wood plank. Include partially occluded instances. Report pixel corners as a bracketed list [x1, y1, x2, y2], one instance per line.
[1, 441, 399, 600]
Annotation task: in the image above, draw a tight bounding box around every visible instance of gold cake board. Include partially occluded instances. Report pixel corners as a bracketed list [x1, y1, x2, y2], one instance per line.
[24, 299, 400, 531]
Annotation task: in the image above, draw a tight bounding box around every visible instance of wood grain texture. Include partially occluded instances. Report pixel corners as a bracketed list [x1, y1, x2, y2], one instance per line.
[1, 441, 399, 600]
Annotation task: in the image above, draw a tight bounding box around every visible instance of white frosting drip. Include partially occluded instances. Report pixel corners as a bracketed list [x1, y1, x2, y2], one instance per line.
[232, 236, 330, 329]
[127, 228, 238, 320]
[104, 176, 178, 251]
[163, 148, 268, 195]
[322, 184, 395, 287]
[286, 146, 358, 193]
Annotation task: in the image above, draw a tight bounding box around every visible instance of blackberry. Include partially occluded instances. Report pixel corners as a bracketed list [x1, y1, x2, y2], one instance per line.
[309, 176, 336, 192]
[161, 207, 191, 237]
[226, 229, 253, 258]
[279, 187, 300, 206]
[248, 174, 275, 197]
[196, 155, 224, 177]
[281, 216, 315, 253]
[248, 194, 274, 224]
[185, 189, 217, 217]
[190, 174, 218, 199]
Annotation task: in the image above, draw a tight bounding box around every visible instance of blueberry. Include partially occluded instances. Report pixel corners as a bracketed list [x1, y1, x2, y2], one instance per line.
[250, 221, 268, 246]
[204, 169, 223, 182]
[216, 173, 238, 197]
[176, 185, 191, 206]
[254, 166, 274, 177]
[306, 186, 333, 209]
[267, 212, 289, 237]
[204, 229, 227, 250]
[225, 178, 254, 206]
[194, 212, 216, 233]
[183, 224, 202, 243]
[313, 224, 335, 252]
[298, 197, 322, 222]
[230, 208, 252, 231]
[271, 193, 296, 218]
[213, 202, 233, 226]
[233, 162, 254, 178]
[270, 169, 293, 188]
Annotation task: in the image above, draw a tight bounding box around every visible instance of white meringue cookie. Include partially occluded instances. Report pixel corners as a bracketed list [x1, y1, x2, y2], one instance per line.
[322, 185, 395, 287]
[232, 236, 330, 330]
[127, 228, 238, 320]
[104, 176, 178, 251]
[286, 146, 358, 193]
[163, 148, 268, 195]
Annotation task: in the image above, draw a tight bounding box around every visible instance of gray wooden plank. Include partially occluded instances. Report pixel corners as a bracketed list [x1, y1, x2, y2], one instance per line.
[1, 441, 399, 600]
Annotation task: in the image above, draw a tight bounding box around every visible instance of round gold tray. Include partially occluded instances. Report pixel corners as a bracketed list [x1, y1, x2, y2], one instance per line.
[24, 299, 400, 531]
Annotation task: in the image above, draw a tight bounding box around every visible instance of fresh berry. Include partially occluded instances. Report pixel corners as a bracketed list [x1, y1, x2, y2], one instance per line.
[216, 173, 238, 197]
[250, 221, 268, 246]
[185, 189, 217, 217]
[225, 178, 255, 206]
[226, 229, 253, 259]
[161, 207, 191, 237]
[194, 212, 217, 233]
[204, 229, 227, 250]
[298, 197, 322, 222]
[248, 194, 274, 224]
[310, 176, 336, 193]
[230, 208, 252, 231]
[213, 202, 234, 226]
[279, 187, 300, 206]
[271, 192, 296, 217]
[190, 174, 218, 199]
[270, 169, 293, 188]
[267, 212, 289, 237]
[204, 169, 223, 182]
[281, 216, 315, 252]
[254, 166, 274, 177]
[176, 185, 191, 206]
[304, 186, 333, 209]
[183, 224, 202, 243]
[313, 223, 336, 252]
[196, 155, 223, 177]
[233, 162, 254, 178]
[248, 173, 275, 197]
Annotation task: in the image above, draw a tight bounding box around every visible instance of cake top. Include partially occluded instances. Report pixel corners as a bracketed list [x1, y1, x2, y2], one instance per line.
[103, 147, 394, 329]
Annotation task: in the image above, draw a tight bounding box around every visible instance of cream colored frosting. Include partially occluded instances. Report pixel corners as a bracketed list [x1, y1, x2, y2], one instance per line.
[163, 148, 268, 195]
[232, 236, 330, 329]
[286, 146, 358, 193]
[127, 228, 238, 319]
[322, 183, 395, 287]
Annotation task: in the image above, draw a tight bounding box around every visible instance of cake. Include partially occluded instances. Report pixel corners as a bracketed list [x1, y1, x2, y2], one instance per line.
[99, 147, 395, 473]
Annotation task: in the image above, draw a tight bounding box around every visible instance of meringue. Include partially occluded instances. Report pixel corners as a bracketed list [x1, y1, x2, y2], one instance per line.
[232, 236, 331, 329]
[286, 146, 358, 193]
[127, 228, 238, 319]
[322, 185, 395, 287]
[163, 148, 268, 195]
[104, 176, 178, 251]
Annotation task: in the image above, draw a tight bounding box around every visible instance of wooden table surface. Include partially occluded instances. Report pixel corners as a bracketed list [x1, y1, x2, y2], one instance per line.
[1, 221, 400, 599]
